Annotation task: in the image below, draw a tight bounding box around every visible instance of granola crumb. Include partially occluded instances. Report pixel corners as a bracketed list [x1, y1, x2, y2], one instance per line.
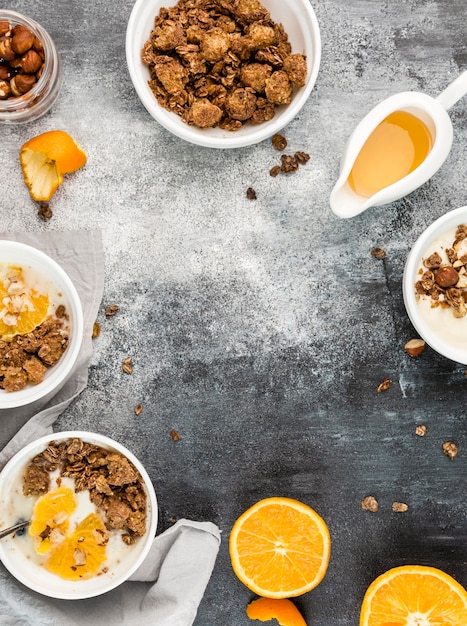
[377, 377, 390, 393]
[294, 151, 310, 165]
[392, 501, 409, 512]
[361, 495, 378, 512]
[122, 357, 133, 374]
[37, 203, 53, 221]
[415, 425, 427, 437]
[105, 304, 119, 317]
[271, 134, 287, 151]
[371, 247, 386, 259]
[269, 165, 281, 177]
[170, 429, 180, 442]
[442, 440, 458, 460]
[246, 187, 257, 200]
[134, 404, 143, 416]
[92, 322, 101, 339]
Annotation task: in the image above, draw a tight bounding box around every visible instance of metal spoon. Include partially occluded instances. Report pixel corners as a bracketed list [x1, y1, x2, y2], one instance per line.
[0, 520, 29, 539]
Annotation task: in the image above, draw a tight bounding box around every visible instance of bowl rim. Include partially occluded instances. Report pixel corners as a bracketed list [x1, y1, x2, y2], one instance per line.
[403, 205, 467, 364]
[0, 240, 84, 409]
[0, 430, 158, 600]
[125, 0, 321, 148]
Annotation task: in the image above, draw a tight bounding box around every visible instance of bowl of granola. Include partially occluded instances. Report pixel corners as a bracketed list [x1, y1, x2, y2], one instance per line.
[403, 206, 467, 364]
[0, 431, 158, 599]
[126, 0, 321, 148]
[0, 240, 83, 409]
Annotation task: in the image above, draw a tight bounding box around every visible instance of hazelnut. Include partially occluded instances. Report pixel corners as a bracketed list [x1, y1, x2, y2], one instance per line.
[0, 21, 11, 37]
[0, 62, 10, 80]
[404, 338, 426, 357]
[0, 78, 11, 99]
[19, 49, 42, 73]
[32, 36, 45, 59]
[10, 73, 36, 96]
[11, 28, 35, 54]
[435, 266, 459, 288]
[0, 35, 16, 62]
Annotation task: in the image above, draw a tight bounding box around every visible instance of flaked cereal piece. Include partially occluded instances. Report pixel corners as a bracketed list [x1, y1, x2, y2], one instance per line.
[23, 462, 50, 496]
[2, 366, 28, 391]
[151, 20, 186, 51]
[170, 429, 181, 441]
[200, 27, 230, 62]
[135, 403, 143, 415]
[190, 98, 223, 128]
[240, 62, 272, 92]
[271, 133, 287, 151]
[415, 425, 427, 436]
[294, 151, 310, 165]
[226, 87, 257, 120]
[122, 356, 133, 374]
[283, 53, 307, 87]
[105, 304, 119, 317]
[280, 154, 298, 173]
[92, 322, 101, 339]
[234, 0, 270, 24]
[246, 187, 257, 200]
[265, 70, 292, 105]
[371, 247, 386, 259]
[23, 356, 47, 385]
[153, 56, 186, 95]
[361, 496, 378, 512]
[392, 502, 409, 513]
[107, 498, 131, 529]
[269, 165, 281, 177]
[423, 252, 442, 269]
[443, 441, 458, 460]
[246, 23, 277, 49]
[250, 98, 275, 124]
[377, 377, 390, 393]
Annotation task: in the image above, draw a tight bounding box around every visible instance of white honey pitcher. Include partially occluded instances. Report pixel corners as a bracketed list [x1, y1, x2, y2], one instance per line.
[330, 70, 467, 218]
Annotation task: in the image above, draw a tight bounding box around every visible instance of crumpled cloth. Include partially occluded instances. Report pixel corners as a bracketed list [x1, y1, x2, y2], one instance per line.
[0, 231, 220, 626]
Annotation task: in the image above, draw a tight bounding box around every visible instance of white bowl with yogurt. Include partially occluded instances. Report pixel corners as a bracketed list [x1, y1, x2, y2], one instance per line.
[0, 431, 158, 599]
[403, 205, 467, 364]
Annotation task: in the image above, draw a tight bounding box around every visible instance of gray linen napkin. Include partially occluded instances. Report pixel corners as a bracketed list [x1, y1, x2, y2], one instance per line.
[0, 231, 221, 626]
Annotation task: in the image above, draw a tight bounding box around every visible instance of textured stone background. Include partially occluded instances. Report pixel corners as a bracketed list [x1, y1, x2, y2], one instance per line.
[1, 0, 467, 624]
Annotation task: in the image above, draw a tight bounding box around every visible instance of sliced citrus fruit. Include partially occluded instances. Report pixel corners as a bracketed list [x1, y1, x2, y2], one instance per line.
[229, 497, 331, 599]
[360, 565, 467, 625]
[0, 265, 50, 340]
[46, 512, 108, 580]
[20, 130, 87, 202]
[29, 486, 76, 554]
[247, 597, 308, 625]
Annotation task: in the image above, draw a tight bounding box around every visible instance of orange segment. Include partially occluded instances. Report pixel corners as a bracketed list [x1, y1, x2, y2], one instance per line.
[0, 266, 50, 340]
[46, 512, 108, 580]
[20, 130, 87, 202]
[229, 497, 331, 599]
[360, 565, 467, 625]
[29, 486, 76, 554]
[247, 598, 308, 625]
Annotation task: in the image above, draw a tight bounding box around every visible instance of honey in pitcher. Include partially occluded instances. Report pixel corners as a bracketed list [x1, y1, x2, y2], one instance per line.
[347, 111, 432, 198]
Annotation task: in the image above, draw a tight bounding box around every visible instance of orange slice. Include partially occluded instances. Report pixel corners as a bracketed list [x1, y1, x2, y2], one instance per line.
[46, 512, 108, 580]
[229, 497, 331, 599]
[20, 130, 87, 202]
[360, 565, 467, 625]
[247, 598, 308, 625]
[0, 265, 50, 340]
[29, 486, 76, 554]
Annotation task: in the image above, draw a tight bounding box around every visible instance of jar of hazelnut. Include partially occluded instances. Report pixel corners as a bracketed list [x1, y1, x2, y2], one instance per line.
[0, 10, 62, 123]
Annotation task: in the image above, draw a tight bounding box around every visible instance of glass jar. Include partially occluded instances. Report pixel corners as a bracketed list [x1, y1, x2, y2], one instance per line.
[0, 10, 62, 124]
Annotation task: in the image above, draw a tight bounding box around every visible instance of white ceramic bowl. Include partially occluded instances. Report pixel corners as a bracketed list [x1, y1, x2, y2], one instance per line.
[0, 431, 158, 599]
[0, 240, 83, 409]
[125, 0, 321, 148]
[403, 206, 467, 364]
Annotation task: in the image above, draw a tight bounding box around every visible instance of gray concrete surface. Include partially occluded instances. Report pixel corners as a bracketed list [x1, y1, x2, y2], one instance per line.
[1, 0, 466, 624]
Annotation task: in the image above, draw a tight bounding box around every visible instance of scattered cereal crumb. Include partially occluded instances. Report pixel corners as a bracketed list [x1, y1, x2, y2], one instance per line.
[371, 247, 386, 259]
[122, 357, 133, 374]
[443, 441, 458, 460]
[272, 134, 287, 151]
[377, 377, 390, 393]
[361, 495, 378, 512]
[392, 502, 409, 512]
[280, 153, 299, 173]
[92, 322, 101, 339]
[246, 187, 257, 200]
[294, 151, 310, 165]
[269, 165, 281, 177]
[170, 429, 180, 442]
[37, 203, 53, 221]
[134, 404, 143, 416]
[415, 425, 427, 437]
[105, 304, 119, 317]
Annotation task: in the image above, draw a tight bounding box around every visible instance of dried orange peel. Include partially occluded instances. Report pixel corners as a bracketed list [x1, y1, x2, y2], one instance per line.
[247, 598, 308, 626]
[20, 130, 87, 202]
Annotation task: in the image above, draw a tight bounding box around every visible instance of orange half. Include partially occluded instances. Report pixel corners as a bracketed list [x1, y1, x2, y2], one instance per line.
[360, 565, 467, 625]
[247, 597, 308, 625]
[229, 497, 331, 599]
[29, 486, 76, 554]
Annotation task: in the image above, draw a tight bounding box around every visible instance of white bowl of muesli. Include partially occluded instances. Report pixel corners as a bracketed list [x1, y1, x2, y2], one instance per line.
[0, 431, 158, 599]
[126, 0, 321, 148]
[0, 240, 83, 409]
[403, 206, 467, 364]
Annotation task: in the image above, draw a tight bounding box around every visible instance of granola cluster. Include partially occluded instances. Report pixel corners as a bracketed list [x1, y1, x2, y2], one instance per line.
[141, 0, 308, 130]
[0, 307, 69, 392]
[23, 437, 147, 545]
[415, 224, 467, 318]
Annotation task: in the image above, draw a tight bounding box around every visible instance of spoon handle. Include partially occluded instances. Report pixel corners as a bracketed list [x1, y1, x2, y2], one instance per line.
[436, 70, 467, 110]
[0, 520, 29, 539]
